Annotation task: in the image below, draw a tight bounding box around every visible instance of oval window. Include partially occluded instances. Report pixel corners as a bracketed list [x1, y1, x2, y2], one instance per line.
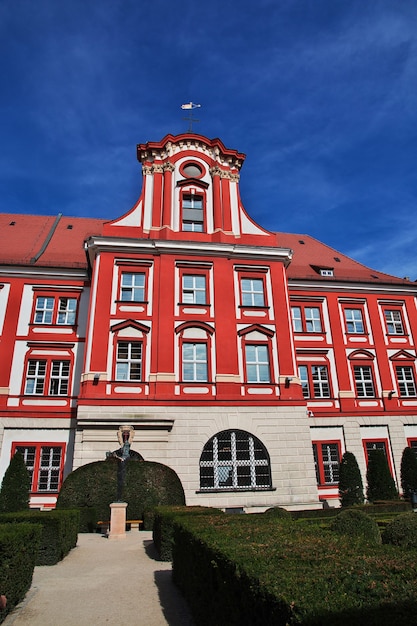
[182, 163, 202, 178]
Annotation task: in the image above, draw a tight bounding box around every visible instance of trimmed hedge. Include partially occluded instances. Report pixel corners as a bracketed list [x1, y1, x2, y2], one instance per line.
[264, 507, 292, 520]
[290, 501, 410, 521]
[382, 512, 417, 549]
[0, 523, 42, 624]
[153, 505, 224, 561]
[329, 509, 381, 544]
[171, 514, 417, 625]
[0, 509, 79, 566]
[56, 459, 185, 530]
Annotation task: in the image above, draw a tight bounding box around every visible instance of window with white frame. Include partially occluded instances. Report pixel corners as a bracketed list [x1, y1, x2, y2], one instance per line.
[34, 297, 54, 324]
[49, 361, 70, 395]
[298, 364, 331, 398]
[57, 298, 77, 324]
[313, 442, 340, 485]
[120, 273, 146, 302]
[241, 278, 265, 307]
[115, 342, 142, 381]
[199, 430, 271, 490]
[182, 342, 208, 382]
[245, 344, 270, 383]
[182, 194, 204, 232]
[34, 296, 77, 325]
[13, 444, 65, 492]
[395, 365, 417, 397]
[291, 305, 322, 333]
[353, 364, 375, 397]
[384, 309, 405, 335]
[182, 275, 206, 304]
[24, 359, 71, 396]
[344, 308, 365, 334]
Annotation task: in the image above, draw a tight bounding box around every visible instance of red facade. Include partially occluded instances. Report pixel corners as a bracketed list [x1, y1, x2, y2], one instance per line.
[1, 133, 416, 510]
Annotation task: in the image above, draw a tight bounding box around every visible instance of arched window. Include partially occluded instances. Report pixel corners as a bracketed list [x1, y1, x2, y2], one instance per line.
[199, 430, 271, 491]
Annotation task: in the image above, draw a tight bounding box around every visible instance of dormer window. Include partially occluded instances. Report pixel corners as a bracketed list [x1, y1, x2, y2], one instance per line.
[320, 269, 334, 277]
[182, 194, 204, 232]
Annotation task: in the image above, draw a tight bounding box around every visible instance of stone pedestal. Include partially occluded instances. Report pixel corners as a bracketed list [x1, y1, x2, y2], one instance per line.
[108, 502, 127, 540]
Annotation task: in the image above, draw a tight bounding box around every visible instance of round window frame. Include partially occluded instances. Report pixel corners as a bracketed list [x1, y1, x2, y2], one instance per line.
[179, 161, 205, 179]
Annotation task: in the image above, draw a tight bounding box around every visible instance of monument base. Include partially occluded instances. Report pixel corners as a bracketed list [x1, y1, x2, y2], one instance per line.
[108, 502, 127, 540]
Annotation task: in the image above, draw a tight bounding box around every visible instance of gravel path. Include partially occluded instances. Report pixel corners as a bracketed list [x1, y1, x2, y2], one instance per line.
[3, 531, 195, 626]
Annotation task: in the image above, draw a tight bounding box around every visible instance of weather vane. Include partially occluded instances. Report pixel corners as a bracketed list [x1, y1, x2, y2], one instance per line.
[181, 102, 201, 132]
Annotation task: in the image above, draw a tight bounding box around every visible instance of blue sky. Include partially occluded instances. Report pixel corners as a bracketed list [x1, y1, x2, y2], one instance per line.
[1, 0, 416, 279]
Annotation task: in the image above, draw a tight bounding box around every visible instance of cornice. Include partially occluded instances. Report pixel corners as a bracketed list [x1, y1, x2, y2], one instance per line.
[86, 236, 293, 266]
[0, 265, 88, 281]
[288, 279, 417, 295]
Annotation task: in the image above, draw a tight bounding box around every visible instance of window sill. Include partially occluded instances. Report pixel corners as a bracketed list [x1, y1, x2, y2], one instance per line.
[196, 487, 276, 493]
[238, 305, 270, 310]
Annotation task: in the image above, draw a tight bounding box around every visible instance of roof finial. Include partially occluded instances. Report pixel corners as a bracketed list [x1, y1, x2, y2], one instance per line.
[181, 102, 201, 132]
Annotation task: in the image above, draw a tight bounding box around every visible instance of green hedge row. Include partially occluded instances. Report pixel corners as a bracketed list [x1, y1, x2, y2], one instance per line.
[0, 523, 42, 624]
[171, 514, 417, 625]
[290, 500, 411, 520]
[0, 509, 79, 566]
[153, 506, 224, 561]
[57, 459, 185, 530]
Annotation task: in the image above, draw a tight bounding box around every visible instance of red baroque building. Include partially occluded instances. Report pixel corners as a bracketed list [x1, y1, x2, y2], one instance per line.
[1, 132, 417, 511]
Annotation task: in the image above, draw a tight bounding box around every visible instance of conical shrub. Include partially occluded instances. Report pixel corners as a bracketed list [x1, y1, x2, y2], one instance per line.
[0, 452, 31, 512]
[338, 451, 364, 507]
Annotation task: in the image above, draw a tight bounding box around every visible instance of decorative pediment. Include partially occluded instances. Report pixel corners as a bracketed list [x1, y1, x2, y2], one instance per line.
[389, 350, 416, 361]
[110, 319, 150, 334]
[348, 349, 375, 361]
[237, 324, 275, 338]
[175, 321, 214, 335]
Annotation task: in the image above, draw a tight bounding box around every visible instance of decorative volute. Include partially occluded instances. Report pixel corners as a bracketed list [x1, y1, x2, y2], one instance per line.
[103, 133, 275, 244]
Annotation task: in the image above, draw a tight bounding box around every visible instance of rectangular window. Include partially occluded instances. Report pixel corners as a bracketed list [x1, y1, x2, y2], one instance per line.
[363, 439, 394, 475]
[313, 442, 340, 485]
[298, 365, 330, 398]
[57, 298, 77, 325]
[353, 365, 375, 397]
[182, 342, 208, 382]
[115, 342, 142, 381]
[34, 297, 54, 324]
[344, 308, 365, 334]
[245, 344, 270, 383]
[384, 310, 405, 335]
[34, 295, 77, 325]
[182, 275, 206, 304]
[396, 365, 417, 397]
[49, 361, 70, 395]
[241, 278, 265, 307]
[13, 444, 65, 492]
[120, 273, 146, 302]
[182, 194, 204, 232]
[291, 305, 322, 333]
[24, 359, 71, 396]
[25, 360, 47, 394]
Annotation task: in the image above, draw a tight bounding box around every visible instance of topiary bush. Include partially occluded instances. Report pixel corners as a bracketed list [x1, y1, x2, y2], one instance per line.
[0, 523, 42, 623]
[56, 458, 185, 529]
[366, 449, 398, 503]
[400, 447, 417, 500]
[264, 506, 292, 520]
[0, 452, 31, 513]
[329, 509, 381, 544]
[382, 512, 417, 549]
[338, 451, 364, 507]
